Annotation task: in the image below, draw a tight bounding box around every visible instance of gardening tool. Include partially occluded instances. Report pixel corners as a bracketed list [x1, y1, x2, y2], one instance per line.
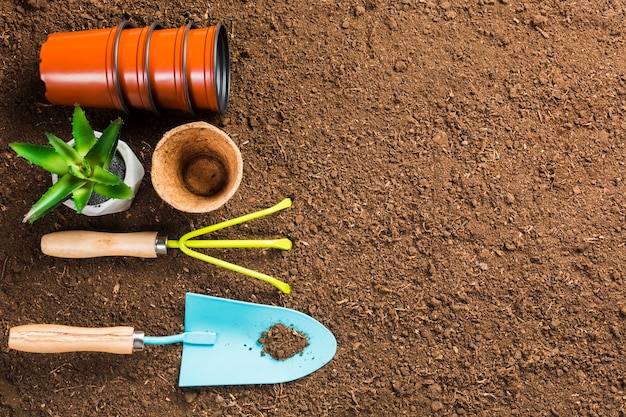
[41, 199, 294, 293]
[9, 293, 337, 386]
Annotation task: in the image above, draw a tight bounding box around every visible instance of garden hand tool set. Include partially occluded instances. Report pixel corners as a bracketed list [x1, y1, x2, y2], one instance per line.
[9, 20, 336, 388]
[9, 293, 337, 386]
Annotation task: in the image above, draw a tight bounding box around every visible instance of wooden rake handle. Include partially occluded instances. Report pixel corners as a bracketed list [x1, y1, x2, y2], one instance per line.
[9, 324, 143, 354]
[41, 231, 163, 259]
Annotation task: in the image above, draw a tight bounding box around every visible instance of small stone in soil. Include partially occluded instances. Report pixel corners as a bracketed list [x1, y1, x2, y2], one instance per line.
[258, 323, 309, 360]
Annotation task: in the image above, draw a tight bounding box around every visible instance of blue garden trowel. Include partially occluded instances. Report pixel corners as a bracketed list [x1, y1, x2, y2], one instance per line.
[8, 293, 337, 386]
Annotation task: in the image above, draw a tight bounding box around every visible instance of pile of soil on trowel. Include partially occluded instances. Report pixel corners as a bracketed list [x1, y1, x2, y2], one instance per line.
[258, 323, 309, 360]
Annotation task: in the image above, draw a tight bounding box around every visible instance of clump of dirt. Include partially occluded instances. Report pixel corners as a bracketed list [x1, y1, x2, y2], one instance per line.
[258, 323, 309, 360]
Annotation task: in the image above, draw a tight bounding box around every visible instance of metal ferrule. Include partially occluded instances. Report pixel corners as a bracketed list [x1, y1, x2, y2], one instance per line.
[155, 234, 168, 256]
[132, 331, 145, 352]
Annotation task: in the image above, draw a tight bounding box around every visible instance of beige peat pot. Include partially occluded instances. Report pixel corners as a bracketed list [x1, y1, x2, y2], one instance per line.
[151, 122, 243, 213]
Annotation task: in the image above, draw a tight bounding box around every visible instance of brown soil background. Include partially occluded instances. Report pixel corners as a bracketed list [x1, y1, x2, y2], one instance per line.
[0, 0, 625, 416]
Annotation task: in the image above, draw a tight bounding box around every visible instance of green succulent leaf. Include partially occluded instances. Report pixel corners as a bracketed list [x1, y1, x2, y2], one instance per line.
[93, 181, 134, 200]
[72, 183, 94, 214]
[67, 160, 93, 179]
[85, 118, 122, 169]
[72, 105, 97, 156]
[9, 142, 68, 175]
[23, 174, 87, 223]
[89, 165, 124, 186]
[46, 133, 84, 167]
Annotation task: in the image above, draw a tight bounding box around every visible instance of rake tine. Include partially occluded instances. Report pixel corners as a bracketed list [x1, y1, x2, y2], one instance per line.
[177, 198, 292, 242]
[177, 243, 291, 294]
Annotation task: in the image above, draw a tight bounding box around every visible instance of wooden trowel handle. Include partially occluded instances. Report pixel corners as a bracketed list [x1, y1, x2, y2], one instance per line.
[41, 231, 162, 259]
[9, 324, 143, 354]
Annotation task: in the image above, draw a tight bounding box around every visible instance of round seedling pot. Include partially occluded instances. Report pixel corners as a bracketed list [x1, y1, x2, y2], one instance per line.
[151, 122, 242, 213]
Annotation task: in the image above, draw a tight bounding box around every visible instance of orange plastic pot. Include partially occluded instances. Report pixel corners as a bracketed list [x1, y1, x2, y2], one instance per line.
[39, 21, 230, 114]
[117, 22, 161, 113]
[147, 23, 194, 113]
[40, 21, 132, 112]
[186, 22, 230, 113]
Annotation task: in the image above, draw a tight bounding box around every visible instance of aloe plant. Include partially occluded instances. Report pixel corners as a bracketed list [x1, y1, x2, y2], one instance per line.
[10, 105, 133, 223]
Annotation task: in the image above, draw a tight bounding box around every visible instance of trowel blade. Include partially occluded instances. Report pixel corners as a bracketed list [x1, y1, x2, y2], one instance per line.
[178, 293, 337, 386]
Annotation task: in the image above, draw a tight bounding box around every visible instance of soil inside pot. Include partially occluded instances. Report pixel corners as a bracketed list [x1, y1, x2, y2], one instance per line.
[87, 151, 126, 205]
[181, 153, 228, 197]
[258, 323, 310, 361]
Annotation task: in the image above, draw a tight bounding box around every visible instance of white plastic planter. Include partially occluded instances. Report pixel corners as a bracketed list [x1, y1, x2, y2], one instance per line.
[51, 137, 145, 216]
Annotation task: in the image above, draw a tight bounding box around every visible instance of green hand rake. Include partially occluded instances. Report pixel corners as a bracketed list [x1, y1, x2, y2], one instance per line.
[41, 199, 294, 293]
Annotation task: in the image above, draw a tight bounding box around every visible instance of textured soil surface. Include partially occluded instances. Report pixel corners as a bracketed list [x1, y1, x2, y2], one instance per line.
[0, 0, 626, 416]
